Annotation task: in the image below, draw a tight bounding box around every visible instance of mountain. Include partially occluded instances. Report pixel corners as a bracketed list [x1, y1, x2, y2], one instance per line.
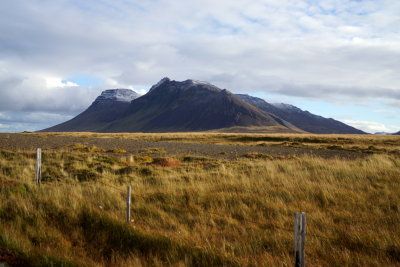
[374, 132, 391, 135]
[42, 89, 140, 132]
[101, 78, 296, 132]
[393, 131, 400, 135]
[43, 78, 299, 133]
[236, 94, 365, 134]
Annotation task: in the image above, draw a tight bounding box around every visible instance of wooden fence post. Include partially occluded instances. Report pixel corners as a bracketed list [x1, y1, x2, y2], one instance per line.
[301, 212, 306, 266]
[294, 212, 306, 267]
[35, 148, 41, 185]
[126, 185, 131, 223]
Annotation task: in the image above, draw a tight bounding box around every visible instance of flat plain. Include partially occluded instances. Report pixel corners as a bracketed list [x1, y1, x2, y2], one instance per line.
[0, 132, 399, 266]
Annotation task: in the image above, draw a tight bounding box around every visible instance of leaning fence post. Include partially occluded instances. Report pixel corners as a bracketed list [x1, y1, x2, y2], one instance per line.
[126, 185, 131, 223]
[294, 212, 306, 267]
[35, 148, 42, 185]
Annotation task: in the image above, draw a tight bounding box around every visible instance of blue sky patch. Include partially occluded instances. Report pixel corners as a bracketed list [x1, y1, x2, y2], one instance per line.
[66, 76, 104, 87]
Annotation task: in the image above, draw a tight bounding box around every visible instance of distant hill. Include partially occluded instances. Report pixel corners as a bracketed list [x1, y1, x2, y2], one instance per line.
[236, 94, 365, 134]
[374, 132, 391, 135]
[42, 78, 299, 133]
[393, 131, 400, 135]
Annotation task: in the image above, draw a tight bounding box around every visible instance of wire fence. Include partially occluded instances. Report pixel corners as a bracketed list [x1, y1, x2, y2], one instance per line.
[31, 147, 398, 265]
[39, 177, 395, 255]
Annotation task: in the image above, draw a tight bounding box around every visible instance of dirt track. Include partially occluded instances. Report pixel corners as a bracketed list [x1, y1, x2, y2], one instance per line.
[0, 133, 365, 159]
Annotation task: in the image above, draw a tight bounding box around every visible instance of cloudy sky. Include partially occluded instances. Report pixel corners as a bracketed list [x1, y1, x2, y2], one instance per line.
[0, 0, 399, 133]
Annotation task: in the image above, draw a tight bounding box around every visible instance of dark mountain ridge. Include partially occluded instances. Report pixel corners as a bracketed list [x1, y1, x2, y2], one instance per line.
[236, 94, 365, 134]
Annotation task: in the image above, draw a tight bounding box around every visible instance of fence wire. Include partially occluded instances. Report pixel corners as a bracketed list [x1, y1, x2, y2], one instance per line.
[32, 167, 397, 256]
[78, 180, 396, 254]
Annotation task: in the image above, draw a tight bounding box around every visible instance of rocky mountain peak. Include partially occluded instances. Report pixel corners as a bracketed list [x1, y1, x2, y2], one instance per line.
[183, 79, 211, 86]
[149, 77, 171, 91]
[95, 89, 140, 103]
[149, 78, 222, 94]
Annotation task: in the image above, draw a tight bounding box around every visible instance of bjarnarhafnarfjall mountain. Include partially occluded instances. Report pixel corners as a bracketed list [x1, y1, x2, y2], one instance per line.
[41, 78, 365, 134]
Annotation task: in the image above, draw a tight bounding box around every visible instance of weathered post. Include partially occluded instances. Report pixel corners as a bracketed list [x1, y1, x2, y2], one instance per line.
[126, 185, 131, 223]
[35, 148, 42, 185]
[294, 213, 300, 266]
[294, 212, 306, 267]
[300, 212, 306, 266]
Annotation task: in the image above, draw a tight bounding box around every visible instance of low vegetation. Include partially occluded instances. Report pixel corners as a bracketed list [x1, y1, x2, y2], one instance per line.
[0, 133, 399, 266]
[28, 131, 400, 152]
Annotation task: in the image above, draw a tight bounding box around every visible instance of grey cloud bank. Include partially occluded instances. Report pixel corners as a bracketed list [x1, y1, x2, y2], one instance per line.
[0, 0, 399, 132]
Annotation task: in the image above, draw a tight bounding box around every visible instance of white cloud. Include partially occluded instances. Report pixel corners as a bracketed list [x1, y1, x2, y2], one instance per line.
[1, 0, 399, 91]
[373, 109, 397, 114]
[384, 100, 400, 109]
[45, 77, 78, 88]
[0, 111, 75, 132]
[341, 120, 400, 134]
[135, 89, 148, 96]
[0, 0, 399, 131]
[0, 70, 100, 112]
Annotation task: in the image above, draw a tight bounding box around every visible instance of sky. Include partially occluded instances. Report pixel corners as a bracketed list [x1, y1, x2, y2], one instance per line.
[0, 0, 399, 133]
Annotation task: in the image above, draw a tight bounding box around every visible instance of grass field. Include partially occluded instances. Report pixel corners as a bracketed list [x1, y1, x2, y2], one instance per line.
[25, 131, 400, 154]
[0, 133, 399, 266]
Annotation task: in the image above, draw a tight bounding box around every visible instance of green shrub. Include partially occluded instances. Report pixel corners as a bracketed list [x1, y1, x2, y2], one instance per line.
[1, 166, 14, 177]
[141, 148, 166, 154]
[138, 167, 153, 176]
[182, 155, 209, 162]
[42, 166, 65, 182]
[73, 169, 99, 182]
[115, 166, 137, 175]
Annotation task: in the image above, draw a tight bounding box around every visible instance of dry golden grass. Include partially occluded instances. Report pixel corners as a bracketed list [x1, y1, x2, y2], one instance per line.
[29, 131, 400, 146]
[25, 131, 400, 158]
[0, 133, 400, 266]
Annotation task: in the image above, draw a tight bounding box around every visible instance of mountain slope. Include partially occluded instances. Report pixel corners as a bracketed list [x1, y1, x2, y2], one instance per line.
[236, 94, 365, 134]
[102, 78, 294, 132]
[42, 89, 140, 132]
